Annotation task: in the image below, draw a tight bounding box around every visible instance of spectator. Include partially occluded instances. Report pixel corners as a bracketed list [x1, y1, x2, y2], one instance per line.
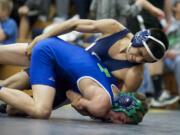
[18, 0, 48, 42]
[150, 0, 180, 107]
[127, 0, 172, 33]
[0, 0, 18, 44]
[42, 0, 70, 22]
[127, 0, 172, 99]
[136, 0, 180, 107]
[72, 0, 92, 19]
[90, 0, 164, 26]
[10, 0, 25, 25]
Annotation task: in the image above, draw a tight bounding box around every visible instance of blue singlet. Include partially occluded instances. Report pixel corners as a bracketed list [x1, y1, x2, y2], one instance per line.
[30, 37, 119, 108]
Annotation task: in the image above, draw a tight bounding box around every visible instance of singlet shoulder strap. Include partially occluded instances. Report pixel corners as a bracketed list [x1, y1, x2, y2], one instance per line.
[97, 29, 131, 46]
[88, 29, 131, 56]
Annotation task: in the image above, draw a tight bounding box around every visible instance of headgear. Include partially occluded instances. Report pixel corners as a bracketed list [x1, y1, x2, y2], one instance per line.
[112, 93, 147, 124]
[126, 30, 166, 61]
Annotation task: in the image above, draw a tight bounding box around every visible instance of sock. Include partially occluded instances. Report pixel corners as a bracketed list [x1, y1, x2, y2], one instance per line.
[151, 75, 163, 100]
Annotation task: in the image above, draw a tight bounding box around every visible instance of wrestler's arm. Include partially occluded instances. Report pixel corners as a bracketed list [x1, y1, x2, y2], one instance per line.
[42, 19, 125, 38]
[26, 19, 125, 56]
[163, 0, 172, 32]
[66, 90, 110, 117]
[121, 65, 144, 92]
[0, 24, 7, 41]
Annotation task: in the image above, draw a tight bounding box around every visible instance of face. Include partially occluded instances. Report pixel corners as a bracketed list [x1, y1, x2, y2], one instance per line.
[127, 46, 155, 63]
[105, 110, 127, 124]
[105, 110, 137, 124]
[0, 5, 8, 20]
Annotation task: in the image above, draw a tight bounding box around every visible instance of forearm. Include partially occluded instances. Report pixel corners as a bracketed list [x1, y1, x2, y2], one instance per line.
[77, 98, 108, 117]
[0, 24, 7, 41]
[121, 80, 141, 92]
[164, 0, 172, 24]
[41, 19, 123, 39]
[0, 87, 36, 116]
[41, 19, 78, 39]
[121, 0, 160, 17]
[136, 0, 158, 13]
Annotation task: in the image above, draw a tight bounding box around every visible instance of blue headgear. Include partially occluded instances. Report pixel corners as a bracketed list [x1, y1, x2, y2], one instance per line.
[131, 30, 151, 47]
[112, 93, 147, 124]
[126, 30, 166, 61]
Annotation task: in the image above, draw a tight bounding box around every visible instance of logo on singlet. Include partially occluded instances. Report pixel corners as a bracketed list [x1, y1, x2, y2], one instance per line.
[97, 63, 111, 77]
[91, 52, 101, 60]
[49, 77, 55, 82]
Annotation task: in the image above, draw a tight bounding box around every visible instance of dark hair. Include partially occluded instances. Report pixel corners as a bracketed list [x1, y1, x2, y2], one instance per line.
[148, 28, 169, 59]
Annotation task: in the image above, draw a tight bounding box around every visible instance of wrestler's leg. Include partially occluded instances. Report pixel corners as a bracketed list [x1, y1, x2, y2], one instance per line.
[0, 70, 30, 89]
[0, 70, 31, 115]
[0, 43, 30, 66]
[0, 85, 55, 119]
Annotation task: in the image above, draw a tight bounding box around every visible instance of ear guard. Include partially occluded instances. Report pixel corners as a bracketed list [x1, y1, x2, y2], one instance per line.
[111, 93, 147, 124]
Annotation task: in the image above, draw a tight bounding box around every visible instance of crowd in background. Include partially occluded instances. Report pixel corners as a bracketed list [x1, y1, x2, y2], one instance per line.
[1, 0, 180, 108]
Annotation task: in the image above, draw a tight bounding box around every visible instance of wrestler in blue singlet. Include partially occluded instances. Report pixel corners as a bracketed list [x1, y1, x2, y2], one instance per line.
[86, 29, 139, 71]
[30, 37, 119, 108]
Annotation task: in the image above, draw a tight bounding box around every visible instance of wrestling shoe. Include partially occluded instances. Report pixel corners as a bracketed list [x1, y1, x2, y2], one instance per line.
[151, 90, 179, 107]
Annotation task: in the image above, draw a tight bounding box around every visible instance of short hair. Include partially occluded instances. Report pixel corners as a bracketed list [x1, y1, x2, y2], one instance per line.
[148, 28, 169, 59]
[0, 0, 13, 16]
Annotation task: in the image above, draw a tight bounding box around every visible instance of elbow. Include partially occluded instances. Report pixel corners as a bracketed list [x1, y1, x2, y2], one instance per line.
[69, 19, 80, 29]
[107, 19, 120, 26]
[90, 103, 109, 117]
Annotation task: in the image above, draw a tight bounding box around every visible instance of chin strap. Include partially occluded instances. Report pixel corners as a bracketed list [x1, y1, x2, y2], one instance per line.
[111, 93, 146, 124]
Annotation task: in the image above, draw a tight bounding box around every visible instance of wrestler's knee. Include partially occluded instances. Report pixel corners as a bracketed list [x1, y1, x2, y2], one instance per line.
[33, 105, 52, 119]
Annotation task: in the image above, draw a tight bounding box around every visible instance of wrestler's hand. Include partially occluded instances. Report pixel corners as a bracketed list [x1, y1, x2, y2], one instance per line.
[66, 90, 90, 116]
[26, 35, 44, 59]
